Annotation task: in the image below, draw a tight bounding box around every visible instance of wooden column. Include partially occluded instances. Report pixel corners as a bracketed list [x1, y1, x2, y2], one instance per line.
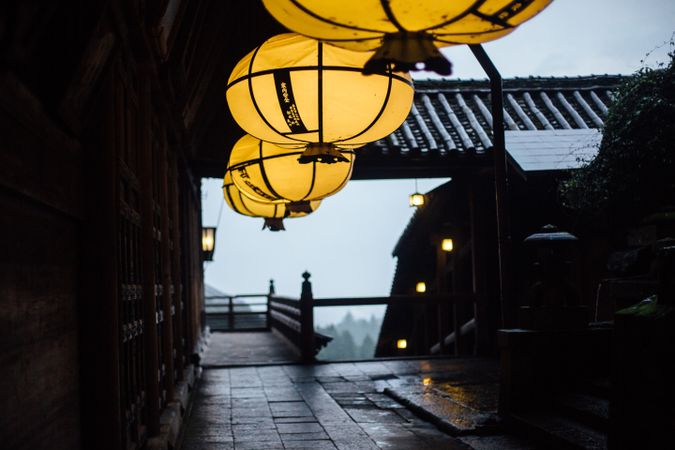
[158, 131, 175, 400]
[139, 79, 161, 436]
[169, 152, 185, 378]
[79, 66, 122, 450]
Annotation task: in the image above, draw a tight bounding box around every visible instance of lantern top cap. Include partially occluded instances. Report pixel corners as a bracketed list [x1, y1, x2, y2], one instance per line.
[524, 224, 578, 243]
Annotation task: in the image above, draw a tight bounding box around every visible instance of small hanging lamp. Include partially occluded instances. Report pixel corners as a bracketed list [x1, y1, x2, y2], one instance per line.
[409, 179, 425, 207]
[223, 173, 320, 231]
[227, 134, 354, 204]
[226, 33, 414, 162]
[262, 1, 553, 75]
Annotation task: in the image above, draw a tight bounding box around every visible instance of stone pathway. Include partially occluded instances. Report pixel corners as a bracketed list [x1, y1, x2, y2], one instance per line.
[180, 358, 532, 450]
[202, 332, 299, 367]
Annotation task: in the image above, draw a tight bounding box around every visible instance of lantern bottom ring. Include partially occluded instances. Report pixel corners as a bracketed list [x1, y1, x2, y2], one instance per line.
[298, 143, 350, 164]
[263, 218, 286, 231]
[364, 31, 452, 76]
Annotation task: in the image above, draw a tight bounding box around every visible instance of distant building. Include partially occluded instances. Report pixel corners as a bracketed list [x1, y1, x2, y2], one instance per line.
[375, 75, 624, 357]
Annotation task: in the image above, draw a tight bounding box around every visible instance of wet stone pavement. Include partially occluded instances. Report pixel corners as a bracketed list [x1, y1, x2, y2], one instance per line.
[180, 358, 535, 450]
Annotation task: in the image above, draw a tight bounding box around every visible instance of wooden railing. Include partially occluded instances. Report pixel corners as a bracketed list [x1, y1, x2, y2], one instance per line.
[205, 294, 269, 331]
[209, 273, 478, 362]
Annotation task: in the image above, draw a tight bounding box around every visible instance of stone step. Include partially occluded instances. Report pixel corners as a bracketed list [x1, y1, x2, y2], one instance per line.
[556, 392, 609, 432]
[509, 411, 607, 450]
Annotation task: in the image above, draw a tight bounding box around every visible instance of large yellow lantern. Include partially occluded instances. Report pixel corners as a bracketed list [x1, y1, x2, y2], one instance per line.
[226, 33, 414, 162]
[262, 1, 553, 75]
[223, 173, 320, 231]
[227, 134, 354, 204]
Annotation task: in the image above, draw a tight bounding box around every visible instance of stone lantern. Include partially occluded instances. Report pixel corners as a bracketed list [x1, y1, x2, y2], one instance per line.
[519, 224, 586, 330]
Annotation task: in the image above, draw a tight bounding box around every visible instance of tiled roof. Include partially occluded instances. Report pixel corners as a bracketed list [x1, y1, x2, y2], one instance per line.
[361, 75, 624, 169]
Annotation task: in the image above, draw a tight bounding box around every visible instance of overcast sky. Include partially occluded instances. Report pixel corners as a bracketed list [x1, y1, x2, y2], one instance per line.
[202, 0, 674, 326]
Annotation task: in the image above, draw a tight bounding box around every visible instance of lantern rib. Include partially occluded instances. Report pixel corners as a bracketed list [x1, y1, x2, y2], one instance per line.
[379, 0, 405, 32]
[258, 142, 284, 200]
[227, 67, 413, 91]
[302, 162, 317, 201]
[227, 151, 305, 172]
[418, 2, 488, 33]
[506, 94, 537, 130]
[573, 91, 604, 127]
[557, 92, 588, 129]
[244, 45, 301, 144]
[317, 42, 324, 143]
[540, 92, 571, 129]
[333, 67, 395, 145]
[318, 154, 355, 199]
[287, 0, 385, 34]
[590, 91, 609, 115]
[523, 92, 554, 130]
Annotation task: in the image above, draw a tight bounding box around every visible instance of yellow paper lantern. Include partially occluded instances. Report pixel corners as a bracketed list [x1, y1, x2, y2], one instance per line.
[223, 172, 320, 231]
[226, 33, 414, 162]
[262, 0, 553, 75]
[227, 134, 354, 204]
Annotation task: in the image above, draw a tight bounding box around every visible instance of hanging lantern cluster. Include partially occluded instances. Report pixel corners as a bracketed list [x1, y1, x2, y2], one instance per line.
[221, 2, 552, 229]
[262, 0, 553, 75]
[223, 32, 414, 230]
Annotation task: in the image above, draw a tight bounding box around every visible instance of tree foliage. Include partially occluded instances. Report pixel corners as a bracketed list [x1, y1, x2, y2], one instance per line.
[560, 50, 675, 228]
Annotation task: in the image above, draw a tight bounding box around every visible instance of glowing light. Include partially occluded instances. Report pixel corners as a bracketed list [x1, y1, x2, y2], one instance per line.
[396, 339, 408, 349]
[409, 193, 425, 207]
[441, 238, 454, 252]
[415, 281, 426, 293]
[423, 377, 432, 386]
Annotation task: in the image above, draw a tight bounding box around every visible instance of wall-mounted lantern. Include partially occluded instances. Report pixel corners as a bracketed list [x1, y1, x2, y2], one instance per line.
[202, 227, 216, 261]
[441, 238, 454, 252]
[396, 339, 408, 350]
[415, 281, 426, 293]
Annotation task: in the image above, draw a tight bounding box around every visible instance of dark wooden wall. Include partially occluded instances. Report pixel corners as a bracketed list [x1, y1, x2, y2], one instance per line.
[0, 1, 216, 449]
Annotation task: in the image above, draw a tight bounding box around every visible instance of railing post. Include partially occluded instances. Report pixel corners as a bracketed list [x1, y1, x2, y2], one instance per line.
[228, 296, 234, 330]
[300, 271, 315, 363]
[267, 279, 275, 330]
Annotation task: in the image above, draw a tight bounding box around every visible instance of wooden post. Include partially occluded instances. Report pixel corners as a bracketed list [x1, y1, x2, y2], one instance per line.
[228, 296, 234, 330]
[267, 279, 275, 330]
[469, 44, 515, 328]
[435, 237, 450, 354]
[299, 271, 315, 363]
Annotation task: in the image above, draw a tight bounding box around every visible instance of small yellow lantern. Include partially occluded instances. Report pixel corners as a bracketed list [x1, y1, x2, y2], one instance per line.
[415, 281, 427, 293]
[262, 0, 553, 75]
[396, 339, 408, 349]
[441, 238, 454, 252]
[226, 33, 414, 162]
[227, 134, 354, 204]
[409, 193, 425, 207]
[223, 173, 320, 231]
